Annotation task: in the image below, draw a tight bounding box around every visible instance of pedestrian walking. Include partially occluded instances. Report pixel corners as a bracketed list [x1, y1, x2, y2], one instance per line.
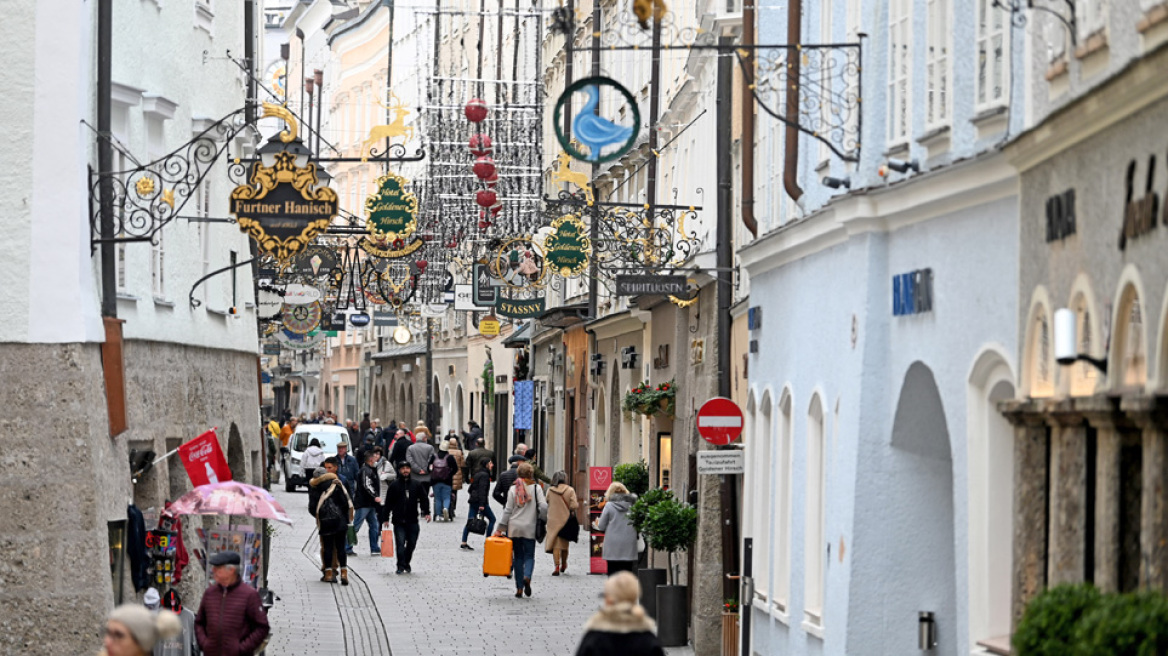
[462, 421, 483, 448]
[460, 460, 496, 550]
[307, 466, 339, 578]
[100, 603, 181, 656]
[413, 420, 432, 444]
[335, 441, 359, 500]
[546, 470, 579, 575]
[491, 456, 522, 506]
[300, 438, 326, 478]
[447, 436, 466, 520]
[596, 482, 639, 576]
[360, 412, 371, 435]
[464, 437, 495, 482]
[495, 462, 548, 598]
[388, 429, 411, 466]
[194, 551, 270, 656]
[572, 572, 666, 656]
[352, 449, 383, 554]
[380, 461, 431, 574]
[524, 447, 552, 484]
[406, 436, 436, 496]
[430, 440, 457, 521]
[311, 459, 353, 585]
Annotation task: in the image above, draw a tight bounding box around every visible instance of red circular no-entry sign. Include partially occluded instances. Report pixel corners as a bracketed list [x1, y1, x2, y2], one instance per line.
[696, 397, 744, 446]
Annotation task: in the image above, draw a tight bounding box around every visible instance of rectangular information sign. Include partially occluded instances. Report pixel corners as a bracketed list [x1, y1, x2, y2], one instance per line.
[473, 263, 498, 306]
[614, 275, 689, 297]
[697, 450, 745, 475]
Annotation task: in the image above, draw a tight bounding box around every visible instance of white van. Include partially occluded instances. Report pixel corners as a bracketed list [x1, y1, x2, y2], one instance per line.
[283, 424, 349, 492]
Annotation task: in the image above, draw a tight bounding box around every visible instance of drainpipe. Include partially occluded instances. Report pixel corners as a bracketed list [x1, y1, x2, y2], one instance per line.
[783, 0, 803, 204]
[741, 0, 758, 238]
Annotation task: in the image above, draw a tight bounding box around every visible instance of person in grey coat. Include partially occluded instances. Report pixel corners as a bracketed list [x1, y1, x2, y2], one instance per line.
[596, 482, 639, 576]
[496, 462, 549, 598]
[406, 438, 436, 496]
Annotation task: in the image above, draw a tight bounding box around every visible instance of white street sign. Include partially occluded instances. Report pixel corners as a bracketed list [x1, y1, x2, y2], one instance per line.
[697, 450, 745, 475]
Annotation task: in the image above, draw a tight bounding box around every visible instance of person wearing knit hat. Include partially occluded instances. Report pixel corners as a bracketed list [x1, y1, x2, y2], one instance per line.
[101, 603, 181, 656]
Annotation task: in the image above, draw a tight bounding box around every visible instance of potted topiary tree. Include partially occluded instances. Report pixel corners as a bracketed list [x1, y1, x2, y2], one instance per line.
[627, 487, 670, 617]
[642, 492, 698, 647]
[613, 460, 650, 496]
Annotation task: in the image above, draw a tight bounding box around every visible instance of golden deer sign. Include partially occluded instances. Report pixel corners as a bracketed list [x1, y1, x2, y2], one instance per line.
[552, 150, 594, 204]
[361, 93, 414, 162]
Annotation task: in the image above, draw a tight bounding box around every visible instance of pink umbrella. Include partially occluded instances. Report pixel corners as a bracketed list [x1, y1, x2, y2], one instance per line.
[165, 481, 293, 525]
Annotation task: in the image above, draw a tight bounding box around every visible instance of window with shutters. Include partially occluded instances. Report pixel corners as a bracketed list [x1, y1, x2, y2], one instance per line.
[888, 0, 912, 145]
[926, 0, 951, 128]
[975, 0, 1009, 109]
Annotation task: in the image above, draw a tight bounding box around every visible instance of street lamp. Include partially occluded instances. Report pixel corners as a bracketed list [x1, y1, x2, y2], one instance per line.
[257, 132, 311, 169]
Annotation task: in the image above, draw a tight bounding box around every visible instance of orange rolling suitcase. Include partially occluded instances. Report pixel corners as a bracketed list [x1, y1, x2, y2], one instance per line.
[483, 535, 513, 578]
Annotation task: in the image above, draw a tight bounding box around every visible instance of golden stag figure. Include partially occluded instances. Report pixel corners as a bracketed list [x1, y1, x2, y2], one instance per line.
[362, 92, 414, 162]
[551, 150, 594, 204]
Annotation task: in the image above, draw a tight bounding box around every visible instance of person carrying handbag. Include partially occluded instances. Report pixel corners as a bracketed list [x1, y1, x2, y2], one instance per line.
[544, 470, 580, 576]
[495, 462, 548, 598]
[461, 460, 496, 550]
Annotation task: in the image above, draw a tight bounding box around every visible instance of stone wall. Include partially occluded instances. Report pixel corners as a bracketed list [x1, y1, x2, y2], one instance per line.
[0, 339, 261, 655]
[0, 343, 123, 654]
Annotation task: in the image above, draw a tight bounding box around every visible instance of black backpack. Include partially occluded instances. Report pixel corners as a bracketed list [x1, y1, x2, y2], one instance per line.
[317, 485, 346, 535]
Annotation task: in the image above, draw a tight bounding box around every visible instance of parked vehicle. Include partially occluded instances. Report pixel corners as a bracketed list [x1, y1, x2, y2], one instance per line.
[284, 424, 348, 492]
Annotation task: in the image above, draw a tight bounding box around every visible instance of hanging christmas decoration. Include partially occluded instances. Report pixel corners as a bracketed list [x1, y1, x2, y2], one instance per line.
[468, 133, 493, 155]
[464, 99, 489, 123]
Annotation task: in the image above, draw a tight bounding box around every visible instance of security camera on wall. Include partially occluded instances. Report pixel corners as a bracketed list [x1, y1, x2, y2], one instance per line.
[1054, 308, 1078, 365]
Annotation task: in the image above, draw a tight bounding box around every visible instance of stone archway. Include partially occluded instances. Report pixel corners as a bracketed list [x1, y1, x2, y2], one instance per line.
[609, 366, 621, 465]
[227, 422, 247, 482]
[861, 362, 957, 655]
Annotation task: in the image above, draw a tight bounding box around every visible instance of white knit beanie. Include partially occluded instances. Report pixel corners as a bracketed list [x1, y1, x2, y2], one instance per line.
[108, 604, 182, 650]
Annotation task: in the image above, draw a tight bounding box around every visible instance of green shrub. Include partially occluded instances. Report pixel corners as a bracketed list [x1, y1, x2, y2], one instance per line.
[643, 493, 697, 585]
[628, 487, 671, 535]
[613, 460, 651, 496]
[1072, 590, 1168, 656]
[1013, 584, 1102, 656]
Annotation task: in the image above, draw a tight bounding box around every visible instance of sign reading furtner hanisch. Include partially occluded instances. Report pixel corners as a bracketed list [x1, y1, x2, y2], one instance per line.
[615, 275, 689, 296]
[232, 151, 338, 265]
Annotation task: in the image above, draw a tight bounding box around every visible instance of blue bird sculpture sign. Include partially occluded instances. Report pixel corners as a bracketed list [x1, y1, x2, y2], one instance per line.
[554, 76, 641, 164]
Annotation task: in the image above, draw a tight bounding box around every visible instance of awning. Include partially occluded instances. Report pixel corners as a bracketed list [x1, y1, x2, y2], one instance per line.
[503, 322, 532, 348]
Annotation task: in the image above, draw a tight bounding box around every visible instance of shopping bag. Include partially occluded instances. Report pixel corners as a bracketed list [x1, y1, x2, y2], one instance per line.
[381, 524, 395, 558]
[346, 525, 357, 547]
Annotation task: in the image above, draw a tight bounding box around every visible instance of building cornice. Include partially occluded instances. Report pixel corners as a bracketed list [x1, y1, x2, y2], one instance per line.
[1006, 42, 1168, 173]
[739, 152, 1018, 277]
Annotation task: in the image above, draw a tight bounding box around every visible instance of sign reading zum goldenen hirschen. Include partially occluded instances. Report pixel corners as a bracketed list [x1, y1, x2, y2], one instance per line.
[615, 275, 689, 296]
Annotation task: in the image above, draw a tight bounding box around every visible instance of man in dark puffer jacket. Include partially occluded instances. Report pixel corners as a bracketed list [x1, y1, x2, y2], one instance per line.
[195, 551, 269, 656]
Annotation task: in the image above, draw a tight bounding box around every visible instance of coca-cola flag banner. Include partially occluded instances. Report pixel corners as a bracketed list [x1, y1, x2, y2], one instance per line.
[178, 429, 232, 486]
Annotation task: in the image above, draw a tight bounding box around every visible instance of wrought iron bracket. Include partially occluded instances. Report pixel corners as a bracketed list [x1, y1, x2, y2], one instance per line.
[993, 0, 1078, 46]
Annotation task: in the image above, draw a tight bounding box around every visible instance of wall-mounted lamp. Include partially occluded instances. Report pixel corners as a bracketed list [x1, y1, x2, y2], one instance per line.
[1054, 308, 1108, 374]
[822, 176, 851, 189]
[919, 611, 936, 650]
[880, 158, 920, 177]
[590, 353, 606, 377]
[621, 346, 639, 369]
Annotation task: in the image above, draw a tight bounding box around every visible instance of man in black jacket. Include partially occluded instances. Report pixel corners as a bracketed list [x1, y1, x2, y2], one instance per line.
[491, 456, 524, 506]
[388, 429, 412, 466]
[380, 461, 431, 574]
[352, 449, 383, 554]
[464, 438, 496, 483]
[460, 460, 496, 551]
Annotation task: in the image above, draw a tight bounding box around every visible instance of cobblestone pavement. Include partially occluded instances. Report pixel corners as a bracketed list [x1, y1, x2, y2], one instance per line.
[264, 485, 694, 656]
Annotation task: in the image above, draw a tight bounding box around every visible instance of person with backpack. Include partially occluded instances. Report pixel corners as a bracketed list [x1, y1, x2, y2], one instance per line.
[310, 458, 353, 585]
[430, 440, 457, 521]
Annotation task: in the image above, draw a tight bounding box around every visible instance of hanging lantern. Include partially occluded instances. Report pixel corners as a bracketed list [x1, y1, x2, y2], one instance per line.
[489, 201, 503, 217]
[472, 156, 497, 180]
[415, 259, 428, 274]
[464, 99, 488, 123]
[476, 189, 497, 208]
[468, 133, 493, 156]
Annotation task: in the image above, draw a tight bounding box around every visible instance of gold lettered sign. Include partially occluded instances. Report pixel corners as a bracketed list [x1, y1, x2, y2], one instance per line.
[495, 296, 545, 319]
[542, 214, 591, 277]
[366, 173, 418, 242]
[231, 152, 338, 266]
[479, 315, 501, 336]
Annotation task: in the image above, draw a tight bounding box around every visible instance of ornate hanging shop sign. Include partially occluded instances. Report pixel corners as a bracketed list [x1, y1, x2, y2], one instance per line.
[495, 296, 546, 319]
[492, 238, 547, 289]
[553, 76, 641, 164]
[281, 300, 323, 334]
[542, 214, 592, 277]
[365, 173, 419, 243]
[231, 151, 338, 266]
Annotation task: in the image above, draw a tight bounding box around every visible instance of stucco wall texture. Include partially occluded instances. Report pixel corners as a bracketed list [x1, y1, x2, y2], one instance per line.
[746, 193, 1019, 656]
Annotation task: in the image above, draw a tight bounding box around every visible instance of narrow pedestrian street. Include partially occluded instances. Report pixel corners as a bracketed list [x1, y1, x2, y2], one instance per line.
[265, 486, 693, 656]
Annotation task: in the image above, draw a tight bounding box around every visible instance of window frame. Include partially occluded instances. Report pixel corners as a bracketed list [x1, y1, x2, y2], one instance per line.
[926, 0, 952, 129]
[975, 0, 1010, 110]
[803, 394, 827, 632]
[887, 0, 913, 147]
